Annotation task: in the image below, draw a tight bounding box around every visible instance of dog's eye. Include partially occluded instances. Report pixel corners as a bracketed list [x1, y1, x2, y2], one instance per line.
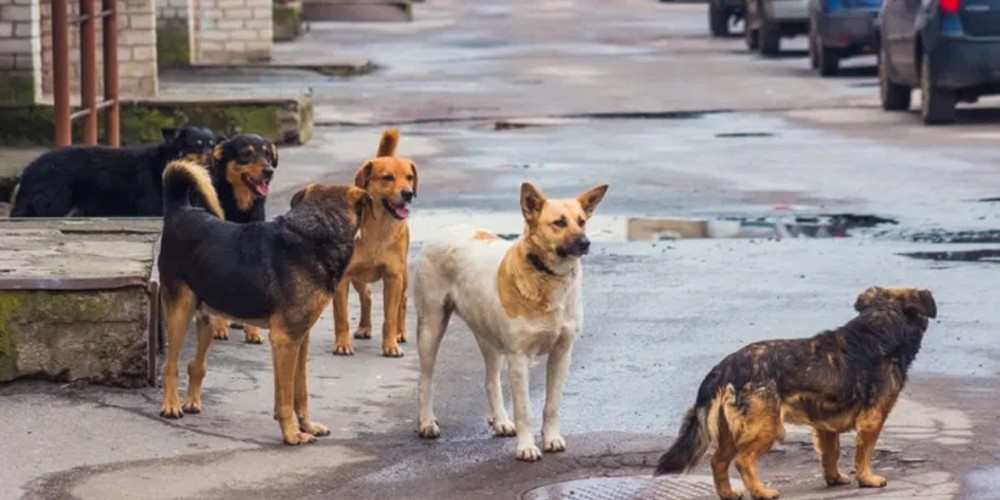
[382, 174, 394, 181]
[552, 219, 567, 228]
[406, 175, 414, 181]
[578, 218, 586, 227]
[196, 140, 203, 145]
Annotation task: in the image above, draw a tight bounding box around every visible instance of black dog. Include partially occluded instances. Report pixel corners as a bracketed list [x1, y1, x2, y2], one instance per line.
[157, 159, 368, 445]
[10, 127, 220, 218]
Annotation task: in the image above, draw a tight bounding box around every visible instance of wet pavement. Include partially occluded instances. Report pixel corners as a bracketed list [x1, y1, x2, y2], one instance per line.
[3, 0, 1000, 499]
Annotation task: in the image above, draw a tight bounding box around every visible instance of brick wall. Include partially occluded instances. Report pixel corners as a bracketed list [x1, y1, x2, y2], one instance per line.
[0, 0, 42, 104]
[190, 0, 272, 64]
[38, 0, 158, 100]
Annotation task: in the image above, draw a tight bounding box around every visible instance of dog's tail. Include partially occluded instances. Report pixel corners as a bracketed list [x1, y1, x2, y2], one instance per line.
[376, 128, 400, 157]
[654, 379, 732, 476]
[162, 160, 224, 219]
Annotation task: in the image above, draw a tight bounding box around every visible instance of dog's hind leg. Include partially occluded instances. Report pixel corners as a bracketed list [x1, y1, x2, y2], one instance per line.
[295, 331, 330, 437]
[396, 268, 408, 344]
[416, 293, 452, 439]
[474, 337, 514, 437]
[160, 284, 197, 419]
[814, 429, 850, 486]
[728, 387, 781, 499]
[711, 420, 742, 500]
[332, 281, 354, 355]
[181, 313, 214, 414]
[509, 353, 541, 461]
[352, 280, 372, 340]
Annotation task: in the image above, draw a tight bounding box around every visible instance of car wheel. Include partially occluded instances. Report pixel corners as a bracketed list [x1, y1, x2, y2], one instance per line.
[710, 0, 730, 37]
[879, 43, 911, 111]
[817, 43, 840, 76]
[759, 11, 781, 55]
[920, 53, 955, 124]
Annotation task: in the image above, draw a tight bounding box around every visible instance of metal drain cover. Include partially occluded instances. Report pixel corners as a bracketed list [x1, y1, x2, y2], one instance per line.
[521, 475, 718, 500]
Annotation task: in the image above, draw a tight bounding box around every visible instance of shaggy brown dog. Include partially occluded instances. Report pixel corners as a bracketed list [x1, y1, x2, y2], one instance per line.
[654, 287, 936, 500]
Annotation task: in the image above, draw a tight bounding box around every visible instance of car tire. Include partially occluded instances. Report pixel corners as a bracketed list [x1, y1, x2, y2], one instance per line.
[710, 0, 730, 37]
[920, 54, 955, 125]
[879, 44, 911, 111]
[817, 43, 839, 76]
[759, 12, 781, 56]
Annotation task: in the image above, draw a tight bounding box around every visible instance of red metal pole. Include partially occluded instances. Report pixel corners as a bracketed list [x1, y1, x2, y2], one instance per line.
[52, 0, 71, 146]
[102, 0, 119, 147]
[80, 0, 97, 145]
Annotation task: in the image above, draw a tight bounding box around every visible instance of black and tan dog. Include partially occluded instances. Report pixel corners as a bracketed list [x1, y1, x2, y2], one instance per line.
[10, 126, 220, 218]
[655, 287, 936, 500]
[202, 134, 279, 345]
[157, 160, 368, 445]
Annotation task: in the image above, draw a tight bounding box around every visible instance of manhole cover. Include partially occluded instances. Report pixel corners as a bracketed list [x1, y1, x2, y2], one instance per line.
[521, 475, 718, 500]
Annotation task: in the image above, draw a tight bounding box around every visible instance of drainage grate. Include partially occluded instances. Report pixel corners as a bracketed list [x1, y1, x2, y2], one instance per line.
[520, 475, 717, 500]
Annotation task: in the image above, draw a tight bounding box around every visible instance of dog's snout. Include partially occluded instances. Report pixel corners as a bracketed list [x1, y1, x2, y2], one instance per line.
[576, 235, 591, 254]
[263, 167, 275, 181]
[401, 188, 414, 202]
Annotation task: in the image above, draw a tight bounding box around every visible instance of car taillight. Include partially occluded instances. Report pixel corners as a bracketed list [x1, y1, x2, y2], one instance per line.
[940, 0, 960, 13]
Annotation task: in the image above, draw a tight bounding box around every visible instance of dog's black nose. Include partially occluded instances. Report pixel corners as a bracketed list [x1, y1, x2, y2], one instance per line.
[575, 236, 591, 254]
[263, 167, 274, 181]
[401, 188, 414, 202]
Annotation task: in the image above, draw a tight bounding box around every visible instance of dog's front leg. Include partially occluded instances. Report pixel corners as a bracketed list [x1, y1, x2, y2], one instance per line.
[542, 341, 572, 453]
[294, 331, 330, 438]
[509, 353, 541, 461]
[332, 280, 354, 355]
[381, 274, 405, 357]
[855, 406, 893, 488]
[270, 325, 314, 445]
[160, 285, 196, 419]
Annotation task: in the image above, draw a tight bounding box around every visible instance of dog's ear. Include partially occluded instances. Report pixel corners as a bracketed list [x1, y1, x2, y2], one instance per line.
[270, 144, 279, 168]
[212, 144, 224, 163]
[410, 162, 418, 197]
[290, 187, 307, 208]
[576, 184, 609, 217]
[854, 286, 884, 312]
[905, 289, 937, 319]
[346, 186, 373, 220]
[162, 127, 179, 142]
[354, 161, 374, 189]
[520, 182, 547, 225]
[213, 134, 227, 146]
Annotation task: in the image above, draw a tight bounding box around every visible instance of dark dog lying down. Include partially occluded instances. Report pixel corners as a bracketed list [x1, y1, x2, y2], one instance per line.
[11, 127, 220, 217]
[655, 287, 936, 500]
[157, 159, 369, 445]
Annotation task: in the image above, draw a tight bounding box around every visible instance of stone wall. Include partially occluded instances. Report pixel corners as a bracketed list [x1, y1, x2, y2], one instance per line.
[0, 0, 42, 104]
[38, 0, 158, 100]
[190, 0, 272, 64]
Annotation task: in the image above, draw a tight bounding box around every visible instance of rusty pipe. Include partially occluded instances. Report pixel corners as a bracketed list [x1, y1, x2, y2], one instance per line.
[52, 0, 71, 146]
[102, 0, 119, 146]
[80, 0, 97, 144]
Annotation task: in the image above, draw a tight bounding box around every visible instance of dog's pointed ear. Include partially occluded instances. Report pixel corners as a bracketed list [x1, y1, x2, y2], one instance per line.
[290, 184, 314, 208]
[854, 286, 884, 312]
[162, 127, 179, 142]
[576, 184, 609, 217]
[410, 162, 418, 197]
[270, 144, 279, 168]
[905, 289, 937, 319]
[354, 161, 374, 189]
[212, 144, 224, 163]
[520, 182, 547, 225]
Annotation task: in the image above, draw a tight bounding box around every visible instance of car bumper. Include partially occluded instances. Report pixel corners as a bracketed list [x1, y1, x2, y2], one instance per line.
[931, 37, 1000, 89]
[816, 11, 878, 49]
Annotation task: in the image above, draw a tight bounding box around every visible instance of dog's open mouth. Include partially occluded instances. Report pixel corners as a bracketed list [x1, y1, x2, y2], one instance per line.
[383, 199, 410, 220]
[243, 174, 270, 197]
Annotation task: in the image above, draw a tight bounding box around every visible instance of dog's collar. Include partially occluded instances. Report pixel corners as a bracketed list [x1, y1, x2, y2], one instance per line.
[527, 253, 559, 277]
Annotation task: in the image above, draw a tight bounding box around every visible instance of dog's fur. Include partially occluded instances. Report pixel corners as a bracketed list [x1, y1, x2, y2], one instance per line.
[331, 128, 416, 357]
[654, 287, 937, 500]
[10, 127, 220, 217]
[413, 182, 608, 461]
[157, 160, 367, 445]
[201, 134, 279, 345]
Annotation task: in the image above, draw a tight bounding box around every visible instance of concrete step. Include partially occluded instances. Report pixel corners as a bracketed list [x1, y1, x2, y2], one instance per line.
[302, 0, 413, 22]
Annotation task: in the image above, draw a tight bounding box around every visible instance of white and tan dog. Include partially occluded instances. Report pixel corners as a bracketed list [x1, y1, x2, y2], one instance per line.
[413, 182, 608, 461]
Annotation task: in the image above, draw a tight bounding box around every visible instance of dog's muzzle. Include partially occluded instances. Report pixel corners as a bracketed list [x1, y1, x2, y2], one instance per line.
[558, 235, 591, 258]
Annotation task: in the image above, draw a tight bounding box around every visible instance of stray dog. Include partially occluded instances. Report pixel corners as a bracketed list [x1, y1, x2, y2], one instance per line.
[414, 182, 609, 461]
[157, 160, 368, 444]
[203, 134, 279, 345]
[654, 287, 937, 500]
[10, 126, 219, 217]
[331, 128, 416, 357]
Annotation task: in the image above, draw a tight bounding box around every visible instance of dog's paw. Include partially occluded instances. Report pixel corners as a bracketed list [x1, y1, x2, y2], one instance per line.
[825, 472, 851, 487]
[516, 445, 542, 462]
[333, 343, 355, 356]
[750, 487, 780, 499]
[543, 435, 566, 453]
[160, 400, 184, 419]
[283, 432, 318, 446]
[300, 420, 331, 437]
[418, 421, 440, 439]
[181, 397, 202, 415]
[397, 331, 407, 344]
[858, 474, 887, 488]
[244, 327, 264, 344]
[382, 344, 405, 358]
[353, 327, 371, 339]
[211, 323, 230, 340]
[718, 489, 743, 500]
[489, 418, 516, 437]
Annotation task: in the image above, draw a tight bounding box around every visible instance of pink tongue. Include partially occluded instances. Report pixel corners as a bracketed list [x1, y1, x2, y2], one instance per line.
[393, 204, 410, 219]
[255, 183, 270, 196]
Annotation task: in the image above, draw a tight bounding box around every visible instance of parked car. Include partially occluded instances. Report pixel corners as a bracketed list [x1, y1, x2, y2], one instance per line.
[744, 0, 810, 55]
[709, 0, 745, 37]
[878, 0, 1000, 124]
[807, 0, 883, 76]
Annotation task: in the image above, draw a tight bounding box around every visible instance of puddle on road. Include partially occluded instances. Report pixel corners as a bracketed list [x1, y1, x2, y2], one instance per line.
[901, 249, 1000, 263]
[906, 229, 1000, 244]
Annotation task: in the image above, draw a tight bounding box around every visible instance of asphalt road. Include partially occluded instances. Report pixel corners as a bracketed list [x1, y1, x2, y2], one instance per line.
[3, 0, 1000, 499]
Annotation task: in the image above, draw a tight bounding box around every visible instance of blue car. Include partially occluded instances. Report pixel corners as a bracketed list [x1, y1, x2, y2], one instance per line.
[808, 0, 884, 76]
[878, 0, 1000, 124]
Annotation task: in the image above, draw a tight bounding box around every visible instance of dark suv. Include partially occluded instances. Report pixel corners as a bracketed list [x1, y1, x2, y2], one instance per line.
[878, 0, 1000, 124]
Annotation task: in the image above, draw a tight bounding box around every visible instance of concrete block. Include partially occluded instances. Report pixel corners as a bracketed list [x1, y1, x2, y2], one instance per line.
[13, 53, 32, 69]
[216, 19, 244, 30]
[130, 13, 155, 29]
[14, 21, 31, 37]
[131, 45, 154, 61]
[225, 40, 246, 51]
[224, 7, 253, 18]
[0, 54, 14, 69]
[0, 38, 29, 54]
[252, 7, 271, 17]
[1, 5, 31, 21]
[0, 22, 13, 37]
[627, 218, 709, 241]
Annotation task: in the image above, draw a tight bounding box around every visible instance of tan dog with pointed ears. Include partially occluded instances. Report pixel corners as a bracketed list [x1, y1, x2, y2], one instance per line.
[413, 182, 609, 461]
[332, 128, 417, 357]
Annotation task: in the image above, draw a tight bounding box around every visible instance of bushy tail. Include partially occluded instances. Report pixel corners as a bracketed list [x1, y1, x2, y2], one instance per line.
[654, 404, 713, 475]
[162, 160, 224, 218]
[376, 128, 400, 157]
